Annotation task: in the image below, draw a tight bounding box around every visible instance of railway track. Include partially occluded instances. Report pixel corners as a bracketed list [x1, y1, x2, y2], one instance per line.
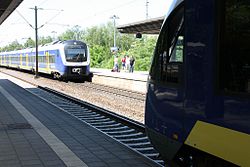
[29, 86, 165, 167]
[77, 82, 146, 101]
[1, 68, 146, 102]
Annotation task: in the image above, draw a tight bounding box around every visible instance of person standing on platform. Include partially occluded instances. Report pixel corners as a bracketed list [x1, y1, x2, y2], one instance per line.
[121, 56, 126, 70]
[113, 55, 119, 72]
[129, 56, 135, 73]
[125, 55, 130, 72]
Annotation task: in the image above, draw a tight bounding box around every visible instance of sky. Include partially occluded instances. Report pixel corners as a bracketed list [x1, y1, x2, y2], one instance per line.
[0, 0, 173, 47]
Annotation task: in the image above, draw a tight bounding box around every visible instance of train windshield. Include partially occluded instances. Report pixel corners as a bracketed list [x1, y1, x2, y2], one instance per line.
[150, 4, 184, 84]
[65, 45, 87, 62]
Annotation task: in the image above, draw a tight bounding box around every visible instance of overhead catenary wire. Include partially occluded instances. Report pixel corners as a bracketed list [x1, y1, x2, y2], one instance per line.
[38, 9, 64, 29]
[16, 7, 64, 30]
[39, 0, 49, 6]
[79, 0, 141, 22]
[14, 0, 144, 30]
[16, 10, 34, 29]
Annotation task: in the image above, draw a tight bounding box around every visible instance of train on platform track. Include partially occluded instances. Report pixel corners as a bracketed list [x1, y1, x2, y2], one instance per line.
[145, 0, 250, 166]
[0, 40, 93, 81]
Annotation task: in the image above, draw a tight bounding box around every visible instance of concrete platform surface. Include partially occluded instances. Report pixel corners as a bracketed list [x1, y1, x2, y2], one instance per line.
[0, 73, 157, 167]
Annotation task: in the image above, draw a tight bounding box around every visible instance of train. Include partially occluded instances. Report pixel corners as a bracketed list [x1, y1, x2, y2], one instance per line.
[0, 40, 93, 81]
[145, 0, 250, 166]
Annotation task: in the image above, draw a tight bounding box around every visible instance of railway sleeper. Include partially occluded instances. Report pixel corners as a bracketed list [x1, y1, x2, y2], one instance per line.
[106, 129, 136, 135]
[57, 103, 81, 109]
[153, 160, 165, 166]
[56, 104, 77, 108]
[135, 147, 156, 153]
[74, 112, 98, 117]
[127, 142, 152, 148]
[77, 111, 98, 115]
[89, 120, 116, 126]
[56, 102, 78, 106]
[101, 126, 129, 132]
[85, 118, 111, 123]
[95, 123, 122, 129]
[144, 153, 160, 158]
[113, 132, 144, 139]
[80, 110, 96, 114]
[79, 108, 92, 112]
[65, 111, 83, 115]
[59, 106, 82, 110]
[81, 116, 106, 120]
[77, 114, 101, 119]
[119, 136, 149, 143]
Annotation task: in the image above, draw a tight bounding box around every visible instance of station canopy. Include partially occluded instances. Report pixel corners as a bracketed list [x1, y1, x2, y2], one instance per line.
[117, 16, 164, 35]
[0, 0, 23, 25]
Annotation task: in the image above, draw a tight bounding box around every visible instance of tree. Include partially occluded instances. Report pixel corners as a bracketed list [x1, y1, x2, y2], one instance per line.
[58, 25, 85, 41]
[23, 38, 35, 48]
[127, 36, 157, 71]
[39, 36, 53, 45]
[0, 40, 23, 51]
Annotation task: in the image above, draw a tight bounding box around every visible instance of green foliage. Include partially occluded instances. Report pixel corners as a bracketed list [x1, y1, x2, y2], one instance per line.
[0, 22, 157, 72]
[117, 33, 135, 51]
[0, 40, 23, 51]
[39, 36, 53, 45]
[0, 36, 53, 51]
[90, 45, 110, 68]
[126, 36, 157, 71]
[58, 25, 84, 41]
[80, 22, 157, 71]
[23, 38, 35, 48]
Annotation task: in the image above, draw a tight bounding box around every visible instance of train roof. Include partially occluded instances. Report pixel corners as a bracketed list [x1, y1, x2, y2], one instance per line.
[0, 40, 87, 54]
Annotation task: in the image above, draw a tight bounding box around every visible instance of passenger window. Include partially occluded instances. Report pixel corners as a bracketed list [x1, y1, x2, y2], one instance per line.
[219, 0, 250, 94]
[150, 5, 184, 86]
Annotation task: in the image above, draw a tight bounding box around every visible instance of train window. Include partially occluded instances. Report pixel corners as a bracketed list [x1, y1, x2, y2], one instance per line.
[49, 54, 55, 63]
[219, 0, 250, 94]
[150, 5, 184, 85]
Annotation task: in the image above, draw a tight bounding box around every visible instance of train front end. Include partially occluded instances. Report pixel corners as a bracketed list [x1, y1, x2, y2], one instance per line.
[145, 0, 184, 164]
[145, 0, 250, 166]
[59, 40, 92, 81]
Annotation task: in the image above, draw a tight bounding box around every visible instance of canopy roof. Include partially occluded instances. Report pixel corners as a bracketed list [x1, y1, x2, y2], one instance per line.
[0, 0, 23, 25]
[117, 16, 164, 34]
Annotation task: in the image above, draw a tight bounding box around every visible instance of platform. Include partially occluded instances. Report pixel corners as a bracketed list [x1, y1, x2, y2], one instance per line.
[91, 68, 148, 93]
[0, 73, 157, 167]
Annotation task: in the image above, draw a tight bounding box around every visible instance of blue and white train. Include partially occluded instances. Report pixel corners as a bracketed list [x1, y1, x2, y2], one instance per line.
[0, 40, 93, 81]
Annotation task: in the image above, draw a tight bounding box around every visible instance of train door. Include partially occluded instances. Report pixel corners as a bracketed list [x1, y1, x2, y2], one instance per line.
[20, 54, 22, 68]
[26, 53, 28, 68]
[46, 51, 49, 73]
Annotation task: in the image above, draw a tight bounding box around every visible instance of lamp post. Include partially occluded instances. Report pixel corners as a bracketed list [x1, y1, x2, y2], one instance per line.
[146, 0, 149, 19]
[30, 6, 43, 78]
[110, 15, 119, 48]
[29, 7, 63, 78]
[35, 6, 39, 78]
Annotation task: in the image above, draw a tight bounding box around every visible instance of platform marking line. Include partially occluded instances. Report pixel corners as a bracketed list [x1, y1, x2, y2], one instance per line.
[0, 86, 88, 167]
